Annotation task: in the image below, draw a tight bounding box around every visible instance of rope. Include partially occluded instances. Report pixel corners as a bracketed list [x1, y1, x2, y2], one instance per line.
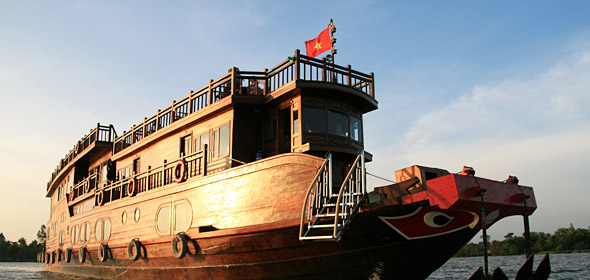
[366, 172, 396, 184]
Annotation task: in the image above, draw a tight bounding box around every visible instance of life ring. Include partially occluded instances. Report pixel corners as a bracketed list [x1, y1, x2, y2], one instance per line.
[127, 239, 141, 261]
[98, 243, 108, 262]
[174, 160, 188, 183]
[171, 233, 188, 259]
[56, 249, 62, 262]
[96, 189, 104, 206]
[127, 178, 137, 197]
[84, 178, 90, 193]
[79, 246, 86, 263]
[65, 248, 72, 263]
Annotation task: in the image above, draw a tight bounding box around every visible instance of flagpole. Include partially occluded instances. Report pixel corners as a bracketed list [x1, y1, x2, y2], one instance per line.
[329, 19, 336, 65]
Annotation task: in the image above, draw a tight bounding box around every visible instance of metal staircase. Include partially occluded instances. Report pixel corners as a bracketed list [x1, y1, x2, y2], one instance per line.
[299, 150, 366, 241]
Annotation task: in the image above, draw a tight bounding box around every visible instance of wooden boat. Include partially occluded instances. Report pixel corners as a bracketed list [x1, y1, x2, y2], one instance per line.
[42, 49, 537, 279]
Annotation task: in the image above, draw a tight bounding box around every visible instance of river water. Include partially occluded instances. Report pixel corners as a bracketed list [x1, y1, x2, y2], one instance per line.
[1, 253, 588, 279]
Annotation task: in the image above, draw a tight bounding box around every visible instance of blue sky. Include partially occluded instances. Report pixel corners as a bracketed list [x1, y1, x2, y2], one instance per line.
[1, 1, 589, 243]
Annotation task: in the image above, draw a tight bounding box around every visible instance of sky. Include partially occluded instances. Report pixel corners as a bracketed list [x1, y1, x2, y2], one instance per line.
[1, 1, 589, 243]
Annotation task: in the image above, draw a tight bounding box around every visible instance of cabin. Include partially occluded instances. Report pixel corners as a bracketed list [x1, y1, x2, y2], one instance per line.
[43, 49, 376, 255]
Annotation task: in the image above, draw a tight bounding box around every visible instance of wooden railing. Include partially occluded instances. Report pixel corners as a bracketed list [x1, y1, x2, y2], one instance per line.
[69, 173, 99, 203]
[113, 49, 375, 154]
[95, 148, 207, 206]
[47, 124, 117, 190]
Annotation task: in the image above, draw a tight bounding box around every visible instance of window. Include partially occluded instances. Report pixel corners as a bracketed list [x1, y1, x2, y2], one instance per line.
[71, 225, 78, 245]
[95, 218, 111, 241]
[180, 134, 192, 157]
[95, 220, 103, 241]
[174, 201, 192, 232]
[293, 109, 299, 134]
[197, 132, 209, 152]
[134, 207, 141, 222]
[328, 110, 349, 137]
[218, 124, 230, 157]
[156, 200, 192, 236]
[156, 204, 171, 235]
[303, 107, 325, 134]
[350, 116, 363, 142]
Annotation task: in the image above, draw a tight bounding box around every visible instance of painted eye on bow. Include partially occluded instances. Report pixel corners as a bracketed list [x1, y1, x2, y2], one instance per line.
[424, 212, 454, 228]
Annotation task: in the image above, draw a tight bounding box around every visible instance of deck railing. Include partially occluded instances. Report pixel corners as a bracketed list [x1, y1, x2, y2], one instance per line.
[113, 49, 375, 154]
[95, 148, 207, 206]
[47, 124, 117, 190]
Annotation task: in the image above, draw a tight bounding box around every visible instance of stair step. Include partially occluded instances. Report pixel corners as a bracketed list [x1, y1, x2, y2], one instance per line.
[300, 235, 336, 240]
[324, 202, 357, 207]
[316, 213, 349, 218]
[309, 224, 342, 229]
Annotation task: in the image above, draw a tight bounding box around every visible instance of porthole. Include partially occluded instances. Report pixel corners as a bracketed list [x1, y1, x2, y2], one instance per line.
[122, 211, 127, 225]
[134, 208, 141, 223]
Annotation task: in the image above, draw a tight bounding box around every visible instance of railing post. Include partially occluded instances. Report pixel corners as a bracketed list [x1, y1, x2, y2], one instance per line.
[156, 109, 161, 130]
[369, 72, 375, 98]
[230, 67, 237, 95]
[171, 100, 176, 123]
[188, 90, 194, 114]
[147, 166, 151, 191]
[208, 79, 213, 105]
[294, 49, 300, 81]
[163, 160, 167, 185]
[322, 58, 327, 82]
[347, 65, 352, 86]
[328, 153, 333, 195]
[143, 117, 147, 138]
[203, 144, 208, 176]
[263, 68, 268, 95]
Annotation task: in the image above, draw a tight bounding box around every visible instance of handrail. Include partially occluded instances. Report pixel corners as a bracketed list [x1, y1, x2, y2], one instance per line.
[299, 153, 332, 239]
[333, 150, 366, 240]
[48, 123, 117, 191]
[113, 49, 375, 155]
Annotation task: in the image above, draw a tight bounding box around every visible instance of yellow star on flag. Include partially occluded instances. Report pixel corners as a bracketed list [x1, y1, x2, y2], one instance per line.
[314, 41, 322, 51]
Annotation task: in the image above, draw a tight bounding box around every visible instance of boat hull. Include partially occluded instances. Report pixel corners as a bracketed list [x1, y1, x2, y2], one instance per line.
[45, 203, 478, 280]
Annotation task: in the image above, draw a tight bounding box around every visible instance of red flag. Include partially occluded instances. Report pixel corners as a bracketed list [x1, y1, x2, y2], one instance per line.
[305, 27, 332, 57]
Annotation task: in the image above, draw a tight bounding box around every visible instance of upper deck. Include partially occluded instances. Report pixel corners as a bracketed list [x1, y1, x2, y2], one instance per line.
[112, 49, 376, 156]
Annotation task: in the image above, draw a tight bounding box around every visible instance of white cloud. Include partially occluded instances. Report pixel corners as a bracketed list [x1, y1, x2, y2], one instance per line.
[366, 47, 590, 239]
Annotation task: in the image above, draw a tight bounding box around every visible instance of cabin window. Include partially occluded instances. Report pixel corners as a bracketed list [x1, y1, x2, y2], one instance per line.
[328, 110, 349, 137]
[303, 107, 325, 134]
[197, 132, 209, 152]
[100, 163, 109, 183]
[350, 116, 363, 143]
[59, 230, 64, 246]
[293, 109, 299, 134]
[218, 124, 230, 157]
[156, 204, 171, 235]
